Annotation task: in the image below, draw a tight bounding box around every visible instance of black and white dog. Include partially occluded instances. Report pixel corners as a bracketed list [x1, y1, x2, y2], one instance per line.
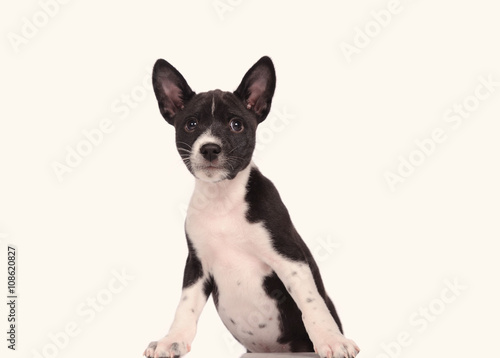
[144, 57, 359, 358]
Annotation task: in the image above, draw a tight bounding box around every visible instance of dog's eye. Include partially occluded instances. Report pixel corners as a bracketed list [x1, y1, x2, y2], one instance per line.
[185, 118, 198, 132]
[229, 118, 244, 133]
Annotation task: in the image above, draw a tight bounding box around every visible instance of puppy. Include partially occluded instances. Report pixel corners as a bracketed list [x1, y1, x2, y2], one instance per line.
[144, 56, 359, 358]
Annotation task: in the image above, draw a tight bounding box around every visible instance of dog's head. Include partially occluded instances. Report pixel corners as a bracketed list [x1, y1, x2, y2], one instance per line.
[152, 56, 276, 182]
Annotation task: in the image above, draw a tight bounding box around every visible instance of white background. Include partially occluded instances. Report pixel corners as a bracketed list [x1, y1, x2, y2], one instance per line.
[1, 1, 499, 358]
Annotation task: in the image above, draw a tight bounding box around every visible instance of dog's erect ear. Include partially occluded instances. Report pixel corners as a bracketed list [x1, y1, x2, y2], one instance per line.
[234, 56, 276, 123]
[152, 59, 195, 125]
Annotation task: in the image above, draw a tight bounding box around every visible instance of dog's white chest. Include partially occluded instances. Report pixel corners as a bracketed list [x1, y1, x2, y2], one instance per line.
[185, 167, 290, 352]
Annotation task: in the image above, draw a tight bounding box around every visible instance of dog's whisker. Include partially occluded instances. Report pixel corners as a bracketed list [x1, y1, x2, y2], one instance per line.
[176, 141, 193, 149]
[227, 145, 242, 155]
[177, 148, 192, 154]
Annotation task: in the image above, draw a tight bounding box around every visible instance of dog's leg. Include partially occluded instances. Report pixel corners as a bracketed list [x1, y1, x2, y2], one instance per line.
[144, 277, 211, 358]
[271, 258, 360, 358]
[144, 238, 212, 358]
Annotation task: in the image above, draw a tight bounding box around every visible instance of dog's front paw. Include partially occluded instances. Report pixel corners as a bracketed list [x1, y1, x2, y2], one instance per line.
[314, 333, 360, 358]
[143, 336, 191, 358]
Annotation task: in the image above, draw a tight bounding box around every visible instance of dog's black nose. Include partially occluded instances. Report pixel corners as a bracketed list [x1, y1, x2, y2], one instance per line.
[200, 143, 221, 162]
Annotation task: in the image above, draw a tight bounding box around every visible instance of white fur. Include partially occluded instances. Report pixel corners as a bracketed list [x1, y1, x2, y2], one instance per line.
[144, 281, 207, 358]
[186, 163, 287, 351]
[211, 94, 215, 117]
[189, 129, 227, 182]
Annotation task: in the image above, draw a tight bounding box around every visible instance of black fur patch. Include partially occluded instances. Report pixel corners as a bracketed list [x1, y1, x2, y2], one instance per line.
[182, 234, 204, 288]
[246, 167, 344, 334]
[262, 272, 313, 352]
[203, 275, 219, 306]
[245, 167, 313, 262]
